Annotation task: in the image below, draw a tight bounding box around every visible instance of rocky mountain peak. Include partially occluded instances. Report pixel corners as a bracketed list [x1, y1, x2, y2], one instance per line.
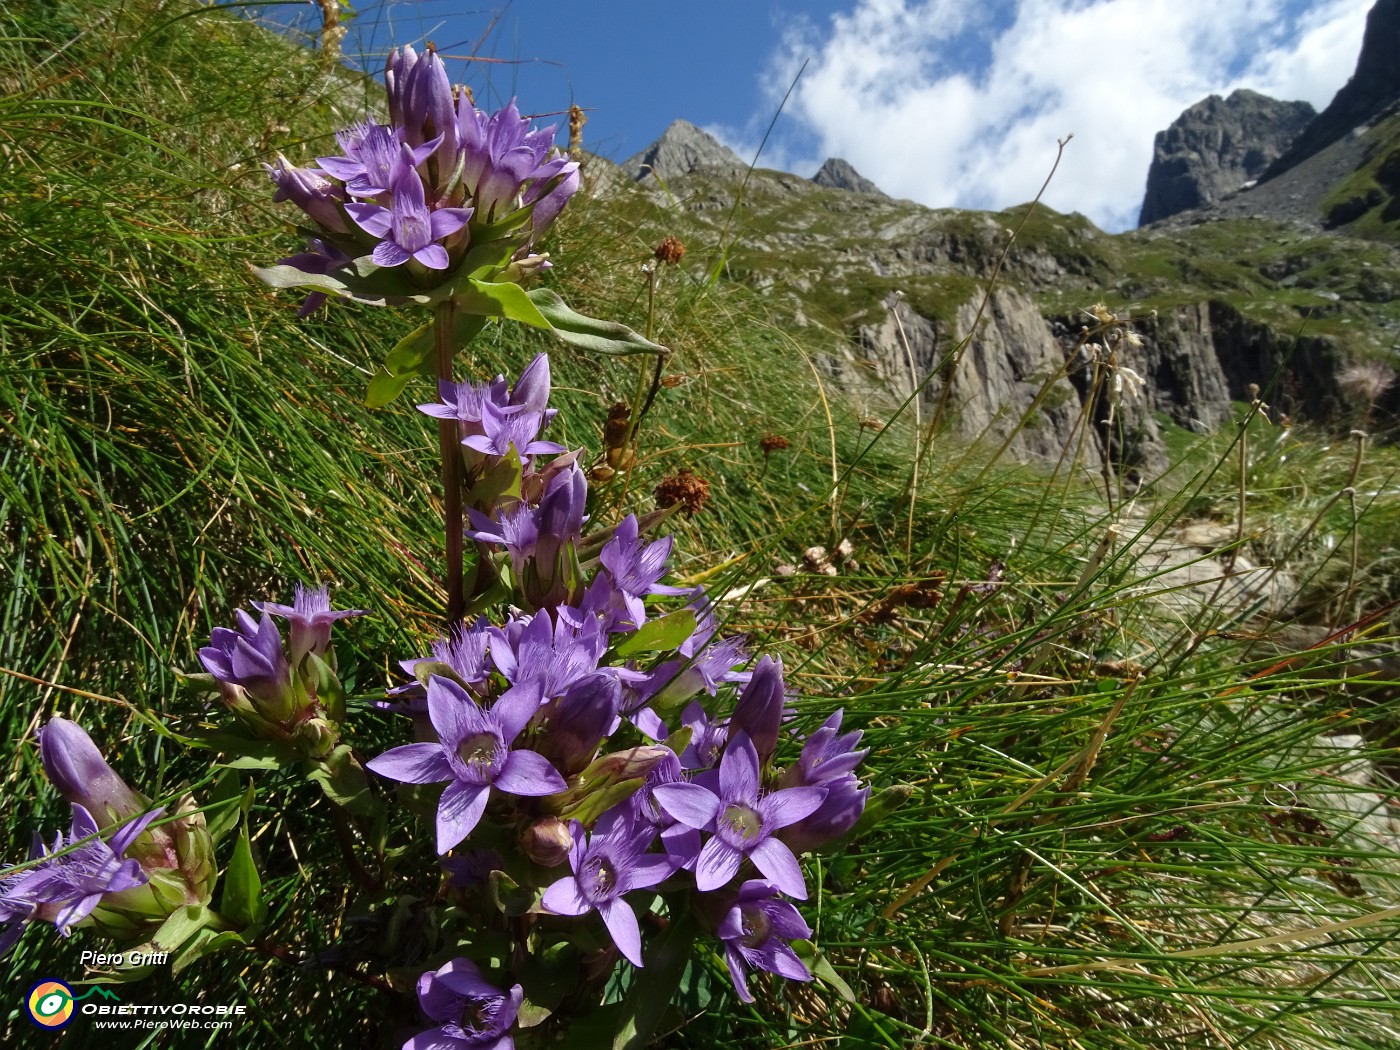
[811, 157, 887, 196]
[1262, 0, 1400, 180]
[624, 119, 745, 183]
[1138, 89, 1315, 226]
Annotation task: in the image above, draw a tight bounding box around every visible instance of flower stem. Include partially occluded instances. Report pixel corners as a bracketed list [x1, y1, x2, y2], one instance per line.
[434, 299, 465, 630]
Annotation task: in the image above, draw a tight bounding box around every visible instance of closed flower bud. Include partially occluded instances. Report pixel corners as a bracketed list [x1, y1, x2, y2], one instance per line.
[521, 817, 574, 867]
[39, 718, 147, 826]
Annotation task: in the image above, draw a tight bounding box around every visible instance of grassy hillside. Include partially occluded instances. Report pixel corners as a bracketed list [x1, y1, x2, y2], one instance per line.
[3, 3, 1400, 1048]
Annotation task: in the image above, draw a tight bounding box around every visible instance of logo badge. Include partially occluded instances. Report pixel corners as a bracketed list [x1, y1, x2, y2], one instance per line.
[25, 979, 76, 1029]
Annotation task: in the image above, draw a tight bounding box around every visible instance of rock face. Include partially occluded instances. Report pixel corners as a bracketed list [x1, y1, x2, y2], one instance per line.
[1139, 90, 1315, 225]
[623, 119, 744, 183]
[812, 157, 886, 196]
[1263, 0, 1400, 180]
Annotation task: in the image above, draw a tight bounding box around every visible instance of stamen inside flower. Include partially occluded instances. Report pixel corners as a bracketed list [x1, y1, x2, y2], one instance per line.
[739, 905, 772, 947]
[720, 803, 763, 845]
[457, 993, 505, 1037]
[457, 732, 501, 778]
[583, 854, 619, 901]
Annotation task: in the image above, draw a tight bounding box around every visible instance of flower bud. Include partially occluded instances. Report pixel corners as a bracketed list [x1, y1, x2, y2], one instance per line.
[729, 655, 788, 766]
[39, 718, 147, 826]
[521, 817, 574, 867]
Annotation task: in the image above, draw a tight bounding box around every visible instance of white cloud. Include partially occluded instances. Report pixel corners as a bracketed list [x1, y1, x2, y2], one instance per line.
[751, 0, 1372, 231]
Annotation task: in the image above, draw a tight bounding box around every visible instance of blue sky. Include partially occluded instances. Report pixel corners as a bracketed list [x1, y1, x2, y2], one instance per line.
[249, 0, 1375, 231]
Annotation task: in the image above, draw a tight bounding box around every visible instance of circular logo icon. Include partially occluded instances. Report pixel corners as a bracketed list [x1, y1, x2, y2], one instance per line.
[26, 979, 76, 1029]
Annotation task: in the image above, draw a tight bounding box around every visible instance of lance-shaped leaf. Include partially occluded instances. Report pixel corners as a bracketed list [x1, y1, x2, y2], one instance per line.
[220, 822, 267, 930]
[527, 287, 669, 357]
[615, 610, 697, 658]
[457, 278, 552, 328]
[366, 313, 488, 408]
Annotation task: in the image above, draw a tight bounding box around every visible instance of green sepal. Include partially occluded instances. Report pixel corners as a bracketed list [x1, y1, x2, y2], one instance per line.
[559, 777, 644, 826]
[488, 870, 539, 917]
[302, 651, 346, 722]
[466, 444, 524, 512]
[307, 744, 377, 816]
[147, 904, 216, 957]
[615, 610, 696, 657]
[526, 287, 670, 357]
[172, 928, 247, 975]
[792, 939, 856, 1002]
[220, 822, 267, 931]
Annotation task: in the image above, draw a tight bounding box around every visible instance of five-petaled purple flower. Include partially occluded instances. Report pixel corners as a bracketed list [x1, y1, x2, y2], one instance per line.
[1, 804, 162, 947]
[654, 732, 825, 898]
[406, 956, 522, 1050]
[541, 811, 678, 967]
[367, 676, 564, 854]
[254, 582, 367, 665]
[717, 880, 814, 1003]
[345, 168, 471, 270]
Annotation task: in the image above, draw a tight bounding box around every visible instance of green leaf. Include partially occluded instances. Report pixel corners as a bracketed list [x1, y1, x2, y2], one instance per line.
[615, 610, 697, 657]
[221, 823, 267, 930]
[457, 278, 552, 328]
[793, 939, 856, 1002]
[367, 313, 489, 408]
[611, 909, 698, 1050]
[527, 287, 669, 357]
[205, 771, 253, 844]
[149, 904, 215, 955]
[488, 870, 538, 916]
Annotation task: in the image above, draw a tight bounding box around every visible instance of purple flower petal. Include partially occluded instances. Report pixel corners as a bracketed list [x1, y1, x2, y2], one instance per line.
[748, 837, 808, 899]
[435, 781, 489, 854]
[695, 837, 742, 891]
[652, 782, 721, 830]
[541, 876, 590, 916]
[757, 786, 828, 831]
[598, 897, 644, 967]
[717, 732, 761, 806]
[493, 749, 566, 797]
[367, 743, 453, 785]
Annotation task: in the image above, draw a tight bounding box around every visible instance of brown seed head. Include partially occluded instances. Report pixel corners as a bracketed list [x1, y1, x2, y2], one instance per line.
[654, 236, 686, 266]
[759, 433, 790, 456]
[654, 468, 710, 517]
[660, 374, 683, 388]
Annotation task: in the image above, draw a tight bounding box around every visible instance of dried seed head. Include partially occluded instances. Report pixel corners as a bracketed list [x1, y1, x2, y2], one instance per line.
[759, 433, 790, 456]
[859, 417, 884, 431]
[654, 236, 686, 265]
[568, 104, 588, 156]
[654, 468, 710, 517]
[659, 374, 683, 388]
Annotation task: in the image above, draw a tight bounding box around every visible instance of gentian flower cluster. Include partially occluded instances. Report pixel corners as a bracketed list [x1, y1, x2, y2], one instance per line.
[1, 719, 216, 954]
[368, 353, 873, 1045]
[262, 44, 579, 308]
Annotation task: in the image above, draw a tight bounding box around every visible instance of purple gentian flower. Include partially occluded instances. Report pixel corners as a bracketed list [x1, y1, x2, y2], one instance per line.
[406, 956, 522, 1050]
[490, 611, 605, 700]
[461, 401, 566, 460]
[533, 673, 620, 777]
[253, 582, 367, 665]
[783, 708, 869, 788]
[39, 717, 147, 825]
[717, 880, 813, 1003]
[345, 168, 471, 270]
[777, 710, 870, 852]
[653, 732, 826, 898]
[457, 99, 578, 227]
[541, 812, 678, 967]
[317, 120, 437, 198]
[265, 155, 349, 233]
[650, 635, 752, 713]
[8, 804, 162, 937]
[508, 353, 551, 415]
[678, 701, 728, 771]
[598, 515, 687, 629]
[199, 609, 293, 718]
[386, 45, 458, 158]
[366, 677, 563, 854]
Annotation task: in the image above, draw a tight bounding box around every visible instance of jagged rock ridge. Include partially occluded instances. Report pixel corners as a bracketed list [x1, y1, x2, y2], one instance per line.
[1262, 0, 1400, 180]
[812, 157, 886, 196]
[623, 119, 744, 183]
[1139, 90, 1315, 225]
